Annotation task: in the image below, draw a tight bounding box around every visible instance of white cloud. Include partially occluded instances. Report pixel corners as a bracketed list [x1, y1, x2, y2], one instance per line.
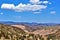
[30, 0, 40, 4]
[1, 4, 15, 9]
[43, 1, 49, 4]
[30, 0, 51, 4]
[15, 3, 47, 12]
[43, 1, 52, 4]
[1, 0, 51, 12]
[33, 12, 41, 14]
[1, 3, 47, 12]
[50, 11, 56, 14]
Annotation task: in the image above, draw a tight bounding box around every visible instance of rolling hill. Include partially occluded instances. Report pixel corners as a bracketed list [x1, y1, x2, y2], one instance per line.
[0, 22, 60, 40]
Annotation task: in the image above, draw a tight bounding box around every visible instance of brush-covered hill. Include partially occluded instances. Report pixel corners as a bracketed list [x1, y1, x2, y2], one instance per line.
[0, 22, 60, 40]
[0, 24, 26, 39]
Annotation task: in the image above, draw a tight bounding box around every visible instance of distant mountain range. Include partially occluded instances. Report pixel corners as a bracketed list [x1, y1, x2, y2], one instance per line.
[0, 21, 60, 27]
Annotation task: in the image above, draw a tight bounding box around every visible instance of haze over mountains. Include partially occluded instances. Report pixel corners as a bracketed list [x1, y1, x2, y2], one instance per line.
[0, 21, 59, 27]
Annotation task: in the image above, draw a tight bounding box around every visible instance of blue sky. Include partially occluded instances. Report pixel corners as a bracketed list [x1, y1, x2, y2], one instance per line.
[0, 0, 60, 23]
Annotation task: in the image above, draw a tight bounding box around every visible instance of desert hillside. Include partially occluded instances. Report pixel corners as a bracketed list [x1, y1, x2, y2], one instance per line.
[0, 24, 60, 40]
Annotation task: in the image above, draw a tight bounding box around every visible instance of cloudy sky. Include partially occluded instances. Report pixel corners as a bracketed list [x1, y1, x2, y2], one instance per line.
[0, 0, 60, 23]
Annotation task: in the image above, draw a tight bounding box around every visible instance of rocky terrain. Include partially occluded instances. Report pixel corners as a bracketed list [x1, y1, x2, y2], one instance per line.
[0, 22, 60, 40]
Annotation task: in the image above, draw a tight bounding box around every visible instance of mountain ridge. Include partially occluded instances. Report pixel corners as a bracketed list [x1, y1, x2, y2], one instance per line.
[0, 21, 59, 27]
